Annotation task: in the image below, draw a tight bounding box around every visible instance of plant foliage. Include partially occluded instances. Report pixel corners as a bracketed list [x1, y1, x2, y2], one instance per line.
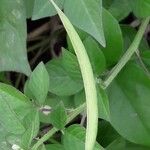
[0, 0, 150, 150]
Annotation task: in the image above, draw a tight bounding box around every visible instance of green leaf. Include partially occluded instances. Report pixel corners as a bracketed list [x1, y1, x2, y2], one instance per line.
[64, 0, 105, 47]
[141, 51, 150, 68]
[47, 95, 74, 109]
[106, 138, 150, 150]
[97, 86, 110, 121]
[46, 144, 65, 150]
[46, 58, 83, 96]
[28, 62, 49, 105]
[61, 49, 83, 82]
[129, 0, 150, 18]
[21, 110, 39, 149]
[24, 80, 35, 100]
[0, 84, 29, 134]
[97, 120, 120, 147]
[83, 36, 106, 76]
[62, 125, 104, 150]
[0, 0, 31, 75]
[24, 0, 35, 18]
[0, 125, 12, 150]
[101, 8, 123, 66]
[49, 102, 67, 129]
[106, 138, 126, 150]
[108, 62, 150, 146]
[32, 0, 64, 20]
[0, 83, 33, 120]
[0, 73, 10, 84]
[73, 90, 85, 108]
[103, 0, 131, 21]
[103, 0, 112, 8]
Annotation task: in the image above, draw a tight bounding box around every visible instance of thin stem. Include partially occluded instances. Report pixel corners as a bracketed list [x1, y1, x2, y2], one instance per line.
[135, 50, 150, 76]
[31, 103, 85, 150]
[27, 38, 49, 53]
[103, 17, 150, 88]
[15, 74, 22, 88]
[28, 22, 50, 40]
[80, 111, 87, 126]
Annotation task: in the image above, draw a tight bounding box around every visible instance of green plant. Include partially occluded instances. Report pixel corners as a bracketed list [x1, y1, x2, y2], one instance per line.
[0, 0, 150, 150]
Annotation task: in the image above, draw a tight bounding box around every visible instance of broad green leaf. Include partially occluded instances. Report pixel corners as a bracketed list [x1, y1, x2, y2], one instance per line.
[0, 125, 12, 150]
[46, 58, 83, 96]
[83, 36, 106, 76]
[108, 62, 150, 146]
[101, 9, 123, 66]
[0, 87, 26, 134]
[129, 0, 150, 18]
[28, 62, 49, 105]
[64, 0, 105, 47]
[0, 83, 33, 121]
[97, 86, 110, 121]
[74, 90, 85, 108]
[62, 125, 105, 150]
[32, 0, 64, 20]
[97, 120, 120, 147]
[24, 80, 35, 100]
[0, 0, 31, 75]
[0, 83, 34, 138]
[49, 102, 67, 129]
[106, 138, 150, 150]
[21, 110, 39, 149]
[61, 49, 82, 82]
[0, 73, 5, 82]
[46, 144, 65, 150]
[141, 51, 150, 68]
[106, 138, 126, 150]
[0, 73, 10, 84]
[45, 94, 74, 109]
[103, 0, 131, 21]
[24, 0, 35, 18]
[103, 0, 112, 8]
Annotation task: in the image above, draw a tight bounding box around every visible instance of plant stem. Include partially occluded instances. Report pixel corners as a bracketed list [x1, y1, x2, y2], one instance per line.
[31, 103, 85, 150]
[28, 22, 50, 41]
[103, 17, 150, 88]
[135, 50, 150, 77]
[27, 38, 49, 52]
